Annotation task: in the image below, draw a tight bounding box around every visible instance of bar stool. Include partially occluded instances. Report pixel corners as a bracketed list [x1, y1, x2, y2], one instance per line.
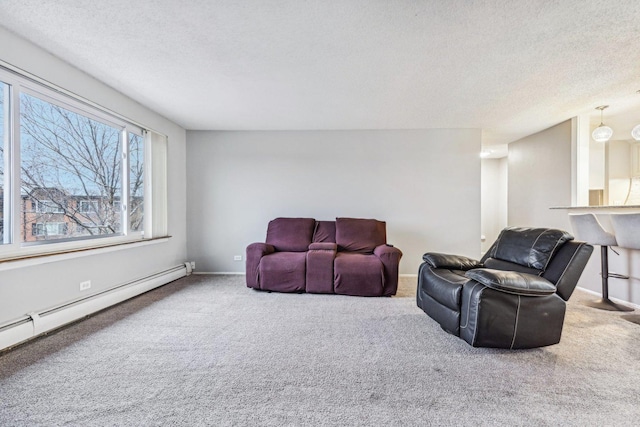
[568, 213, 632, 311]
[610, 213, 640, 325]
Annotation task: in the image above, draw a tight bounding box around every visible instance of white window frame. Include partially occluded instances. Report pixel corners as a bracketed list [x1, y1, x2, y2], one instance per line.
[0, 65, 162, 260]
[1, 80, 10, 246]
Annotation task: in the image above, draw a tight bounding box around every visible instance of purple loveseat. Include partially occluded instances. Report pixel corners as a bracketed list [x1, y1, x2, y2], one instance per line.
[246, 217, 403, 296]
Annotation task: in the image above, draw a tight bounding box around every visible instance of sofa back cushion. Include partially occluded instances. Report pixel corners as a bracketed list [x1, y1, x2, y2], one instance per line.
[335, 217, 386, 254]
[266, 217, 316, 252]
[313, 221, 336, 243]
[484, 227, 573, 272]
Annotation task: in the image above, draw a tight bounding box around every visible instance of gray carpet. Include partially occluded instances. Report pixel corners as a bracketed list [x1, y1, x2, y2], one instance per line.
[1, 275, 639, 426]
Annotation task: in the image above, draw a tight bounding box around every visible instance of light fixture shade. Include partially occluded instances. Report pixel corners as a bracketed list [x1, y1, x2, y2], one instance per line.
[592, 124, 613, 142]
[632, 124, 640, 141]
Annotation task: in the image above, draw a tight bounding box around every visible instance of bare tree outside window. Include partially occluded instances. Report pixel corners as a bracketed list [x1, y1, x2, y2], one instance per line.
[17, 92, 143, 242]
[129, 133, 144, 232]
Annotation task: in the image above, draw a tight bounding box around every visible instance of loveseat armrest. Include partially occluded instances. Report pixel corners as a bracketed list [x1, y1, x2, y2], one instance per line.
[374, 244, 403, 296]
[375, 244, 402, 259]
[422, 253, 483, 270]
[465, 268, 556, 296]
[246, 243, 275, 289]
[309, 242, 337, 251]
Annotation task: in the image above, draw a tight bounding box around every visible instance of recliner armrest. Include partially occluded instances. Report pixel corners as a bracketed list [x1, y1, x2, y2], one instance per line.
[309, 242, 337, 251]
[245, 242, 275, 289]
[422, 253, 482, 270]
[465, 268, 556, 296]
[247, 242, 275, 257]
[374, 244, 403, 296]
[374, 244, 402, 258]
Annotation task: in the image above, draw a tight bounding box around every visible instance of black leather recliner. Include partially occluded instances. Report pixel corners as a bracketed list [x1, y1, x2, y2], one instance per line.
[417, 227, 593, 349]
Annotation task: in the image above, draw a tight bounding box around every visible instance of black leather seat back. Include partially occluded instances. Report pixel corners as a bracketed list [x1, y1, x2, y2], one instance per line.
[481, 227, 573, 271]
[481, 237, 593, 301]
[541, 240, 593, 301]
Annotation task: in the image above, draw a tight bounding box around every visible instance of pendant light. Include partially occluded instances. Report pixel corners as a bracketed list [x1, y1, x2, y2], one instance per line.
[592, 105, 613, 143]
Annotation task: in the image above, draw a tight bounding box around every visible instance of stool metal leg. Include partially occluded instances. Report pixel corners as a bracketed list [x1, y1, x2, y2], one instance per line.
[584, 246, 634, 312]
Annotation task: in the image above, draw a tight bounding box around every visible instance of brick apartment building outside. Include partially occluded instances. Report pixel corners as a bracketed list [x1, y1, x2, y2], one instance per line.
[0, 187, 131, 243]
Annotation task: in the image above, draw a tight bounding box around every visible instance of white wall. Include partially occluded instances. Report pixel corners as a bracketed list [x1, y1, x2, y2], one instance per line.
[0, 28, 187, 325]
[498, 158, 508, 231]
[606, 140, 631, 205]
[508, 120, 573, 230]
[186, 129, 481, 275]
[481, 157, 507, 254]
[589, 138, 605, 189]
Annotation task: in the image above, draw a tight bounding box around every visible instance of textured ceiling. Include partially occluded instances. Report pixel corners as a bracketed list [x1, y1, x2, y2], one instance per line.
[0, 0, 639, 145]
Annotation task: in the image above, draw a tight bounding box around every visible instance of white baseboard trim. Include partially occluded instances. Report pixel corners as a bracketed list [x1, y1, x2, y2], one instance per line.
[0, 263, 188, 352]
[195, 272, 418, 278]
[194, 272, 418, 279]
[193, 272, 245, 275]
[575, 286, 640, 309]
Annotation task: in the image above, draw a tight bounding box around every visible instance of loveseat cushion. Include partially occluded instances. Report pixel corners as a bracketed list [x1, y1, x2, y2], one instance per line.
[334, 252, 384, 296]
[259, 252, 307, 292]
[309, 242, 337, 251]
[487, 227, 573, 271]
[266, 217, 316, 252]
[313, 221, 336, 243]
[335, 217, 386, 254]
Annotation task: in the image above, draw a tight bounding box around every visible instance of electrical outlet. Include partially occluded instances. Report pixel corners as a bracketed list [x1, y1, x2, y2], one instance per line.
[234, 255, 242, 261]
[190, 261, 195, 270]
[79, 280, 91, 291]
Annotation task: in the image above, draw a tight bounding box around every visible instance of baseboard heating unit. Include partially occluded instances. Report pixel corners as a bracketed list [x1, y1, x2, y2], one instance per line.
[0, 262, 191, 352]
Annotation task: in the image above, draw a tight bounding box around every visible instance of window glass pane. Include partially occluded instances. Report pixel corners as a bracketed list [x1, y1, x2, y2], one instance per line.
[20, 92, 123, 242]
[0, 81, 6, 245]
[129, 133, 144, 232]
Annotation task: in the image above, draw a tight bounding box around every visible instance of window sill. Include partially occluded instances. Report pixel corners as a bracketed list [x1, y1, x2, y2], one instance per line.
[0, 236, 171, 272]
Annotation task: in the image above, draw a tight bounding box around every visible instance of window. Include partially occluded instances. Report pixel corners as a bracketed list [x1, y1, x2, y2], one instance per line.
[33, 199, 65, 214]
[0, 65, 167, 259]
[1, 81, 7, 245]
[20, 92, 125, 242]
[78, 199, 98, 214]
[32, 222, 67, 237]
[129, 133, 144, 232]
